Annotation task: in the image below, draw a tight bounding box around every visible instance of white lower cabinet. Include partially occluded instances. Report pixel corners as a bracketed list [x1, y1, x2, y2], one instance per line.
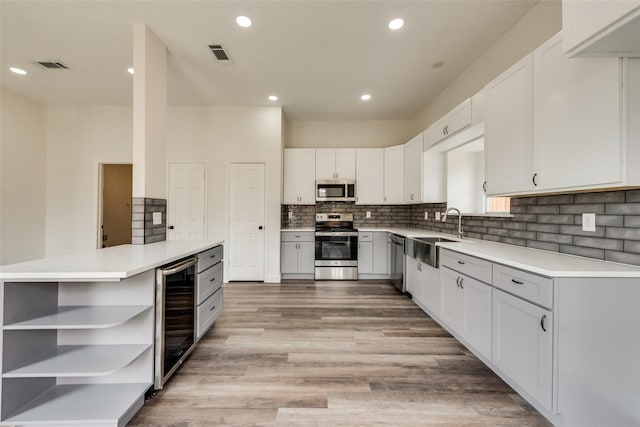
[420, 263, 441, 318]
[440, 266, 492, 360]
[406, 257, 422, 301]
[492, 288, 553, 410]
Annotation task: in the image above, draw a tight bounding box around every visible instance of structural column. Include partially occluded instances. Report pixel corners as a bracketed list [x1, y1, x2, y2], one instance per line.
[131, 23, 168, 244]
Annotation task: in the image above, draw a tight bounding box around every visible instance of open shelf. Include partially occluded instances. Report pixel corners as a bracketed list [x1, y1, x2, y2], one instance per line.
[3, 305, 152, 330]
[3, 345, 150, 378]
[0, 383, 149, 426]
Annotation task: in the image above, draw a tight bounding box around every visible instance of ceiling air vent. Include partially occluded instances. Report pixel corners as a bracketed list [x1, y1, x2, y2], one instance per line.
[36, 61, 68, 69]
[208, 45, 230, 62]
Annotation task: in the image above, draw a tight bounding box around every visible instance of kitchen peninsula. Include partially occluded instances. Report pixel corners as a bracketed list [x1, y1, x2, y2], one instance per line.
[0, 240, 222, 427]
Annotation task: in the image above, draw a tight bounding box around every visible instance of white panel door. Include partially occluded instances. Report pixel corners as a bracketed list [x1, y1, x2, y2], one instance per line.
[229, 163, 265, 281]
[533, 33, 622, 191]
[335, 149, 356, 180]
[168, 163, 205, 240]
[492, 289, 553, 410]
[485, 54, 534, 195]
[384, 145, 404, 204]
[356, 149, 384, 204]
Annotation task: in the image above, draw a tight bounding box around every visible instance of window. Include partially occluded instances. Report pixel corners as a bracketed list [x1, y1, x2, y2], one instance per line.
[486, 196, 511, 213]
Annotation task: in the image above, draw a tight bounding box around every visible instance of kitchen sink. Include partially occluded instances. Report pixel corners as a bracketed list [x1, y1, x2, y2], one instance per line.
[406, 236, 457, 267]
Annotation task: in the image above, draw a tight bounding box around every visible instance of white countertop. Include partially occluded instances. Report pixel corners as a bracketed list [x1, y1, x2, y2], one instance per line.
[436, 239, 640, 278]
[0, 240, 223, 282]
[282, 226, 640, 277]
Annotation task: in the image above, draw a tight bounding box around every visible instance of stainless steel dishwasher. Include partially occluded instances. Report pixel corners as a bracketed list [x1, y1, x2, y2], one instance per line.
[389, 233, 406, 293]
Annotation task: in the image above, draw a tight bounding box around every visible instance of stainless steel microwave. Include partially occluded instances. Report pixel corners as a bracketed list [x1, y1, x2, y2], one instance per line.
[316, 179, 355, 202]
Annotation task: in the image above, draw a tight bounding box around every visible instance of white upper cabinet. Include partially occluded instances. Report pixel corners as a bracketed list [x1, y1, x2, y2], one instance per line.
[425, 91, 485, 149]
[283, 149, 316, 204]
[485, 54, 534, 195]
[383, 145, 404, 204]
[563, 0, 640, 57]
[533, 33, 623, 191]
[403, 133, 424, 203]
[315, 149, 356, 180]
[355, 149, 384, 204]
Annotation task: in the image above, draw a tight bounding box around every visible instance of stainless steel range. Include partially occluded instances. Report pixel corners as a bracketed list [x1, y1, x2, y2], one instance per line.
[314, 213, 358, 280]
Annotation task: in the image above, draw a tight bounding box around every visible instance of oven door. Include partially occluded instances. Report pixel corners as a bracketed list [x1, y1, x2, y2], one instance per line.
[315, 233, 358, 262]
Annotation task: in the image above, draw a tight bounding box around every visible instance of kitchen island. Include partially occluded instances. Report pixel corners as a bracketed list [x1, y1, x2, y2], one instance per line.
[0, 240, 222, 427]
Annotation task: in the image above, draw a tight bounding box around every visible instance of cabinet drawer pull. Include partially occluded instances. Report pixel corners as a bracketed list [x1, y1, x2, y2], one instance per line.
[540, 314, 547, 332]
[457, 260, 465, 265]
[511, 279, 524, 285]
[209, 304, 217, 311]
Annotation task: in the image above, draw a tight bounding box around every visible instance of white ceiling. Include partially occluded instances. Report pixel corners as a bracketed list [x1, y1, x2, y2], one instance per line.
[0, 1, 537, 121]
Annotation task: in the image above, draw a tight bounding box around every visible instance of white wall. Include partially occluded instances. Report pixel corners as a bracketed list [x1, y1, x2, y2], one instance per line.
[45, 106, 132, 256]
[411, 0, 562, 134]
[0, 89, 46, 265]
[168, 106, 283, 283]
[285, 119, 412, 148]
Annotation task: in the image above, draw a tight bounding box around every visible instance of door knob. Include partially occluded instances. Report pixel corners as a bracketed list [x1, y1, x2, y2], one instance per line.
[168, 225, 174, 230]
[258, 226, 263, 230]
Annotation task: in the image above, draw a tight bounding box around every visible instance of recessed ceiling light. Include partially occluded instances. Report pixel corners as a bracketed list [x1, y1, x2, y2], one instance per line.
[9, 67, 27, 75]
[361, 94, 371, 101]
[268, 95, 278, 101]
[388, 18, 404, 31]
[127, 67, 134, 75]
[236, 16, 252, 28]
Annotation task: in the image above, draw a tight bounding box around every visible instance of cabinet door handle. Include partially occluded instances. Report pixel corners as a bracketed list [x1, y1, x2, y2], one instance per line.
[511, 279, 524, 285]
[540, 314, 547, 332]
[457, 260, 465, 265]
[459, 277, 464, 289]
[532, 173, 538, 186]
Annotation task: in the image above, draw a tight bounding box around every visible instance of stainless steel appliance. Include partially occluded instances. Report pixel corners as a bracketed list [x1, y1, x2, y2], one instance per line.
[406, 236, 456, 268]
[155, 256, 198, 389]
[389, 233, 406, 292]
[316, 179, 356, 202]
[315, 213, 358, 280]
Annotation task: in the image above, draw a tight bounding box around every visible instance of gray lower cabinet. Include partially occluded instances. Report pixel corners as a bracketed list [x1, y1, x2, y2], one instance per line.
[358, 232, 389, 278]
[196, 244, 224, 341]
[281, 231, 315, 279]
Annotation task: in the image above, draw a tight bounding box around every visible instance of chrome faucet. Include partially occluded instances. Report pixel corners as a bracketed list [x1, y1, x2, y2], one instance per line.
[442, 207, 463, 239]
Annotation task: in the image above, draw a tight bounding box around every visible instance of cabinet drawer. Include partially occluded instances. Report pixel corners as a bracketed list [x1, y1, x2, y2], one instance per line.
[281, 231, 314, 242]
[493, 264, 553, 309]
[440, 249, 492, 284]
[358, 232, 373, 242]
[197, 288, 223, 340]
[198, 245, 223, 273]
[197, 261, 223, 305]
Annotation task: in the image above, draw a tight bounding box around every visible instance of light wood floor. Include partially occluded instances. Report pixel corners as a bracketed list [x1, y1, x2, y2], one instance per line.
[129, 281, 551, 426]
